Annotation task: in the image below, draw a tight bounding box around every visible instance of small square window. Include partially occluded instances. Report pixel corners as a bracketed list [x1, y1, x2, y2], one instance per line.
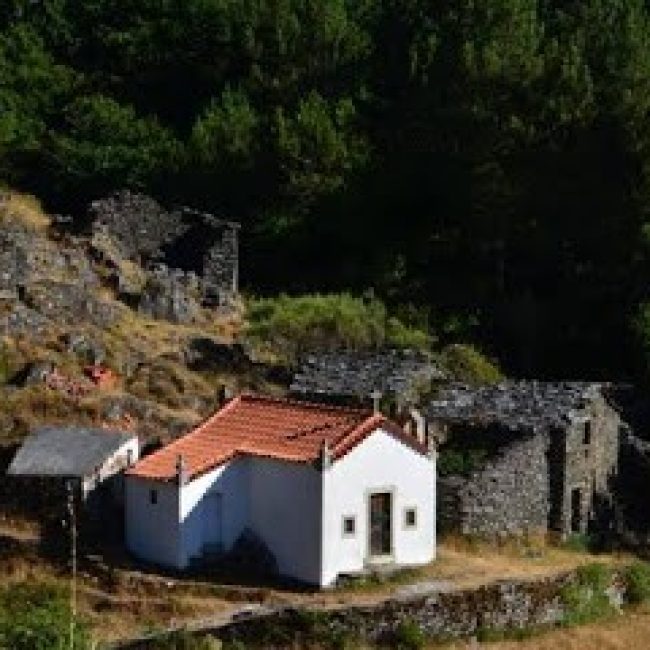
[404, 507, 417, 529]
[342, 516, 356, 537]
[150, 489, 158, 505]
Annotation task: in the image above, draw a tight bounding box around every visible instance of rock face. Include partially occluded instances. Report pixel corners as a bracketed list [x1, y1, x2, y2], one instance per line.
[428, 382, 622, 538]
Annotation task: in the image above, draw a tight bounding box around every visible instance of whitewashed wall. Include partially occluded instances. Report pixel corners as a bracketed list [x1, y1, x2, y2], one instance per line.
[82, 436, 140, 500]
[321, 429, 436, 587]
[125, 428, 435, 586]
[248, 457, 322, 585]
[125, 477, 182, 567]
[178, 457, 250, 565]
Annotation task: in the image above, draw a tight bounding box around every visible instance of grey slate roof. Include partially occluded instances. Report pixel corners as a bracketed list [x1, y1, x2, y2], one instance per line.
[290, 349, 444, 402]
[8, 426, 135, 478]
[426, 381, 605, 432]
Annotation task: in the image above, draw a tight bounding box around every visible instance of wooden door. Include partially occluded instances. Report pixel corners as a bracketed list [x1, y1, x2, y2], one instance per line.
[369, 492, 392, 557]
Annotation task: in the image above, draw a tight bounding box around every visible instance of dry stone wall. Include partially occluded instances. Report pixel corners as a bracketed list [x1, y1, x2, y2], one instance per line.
[438, 432, 550, 536]
[115, 570, 627, 649]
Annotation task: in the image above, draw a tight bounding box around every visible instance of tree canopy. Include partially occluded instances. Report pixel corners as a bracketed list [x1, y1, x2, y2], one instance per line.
[3, 0, 650, 379]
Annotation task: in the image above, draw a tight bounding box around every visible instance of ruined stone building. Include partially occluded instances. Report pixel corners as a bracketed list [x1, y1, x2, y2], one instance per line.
[89, 191, 239, 315]
[291, 349, 443, 405]
[425, 382, 622, 538]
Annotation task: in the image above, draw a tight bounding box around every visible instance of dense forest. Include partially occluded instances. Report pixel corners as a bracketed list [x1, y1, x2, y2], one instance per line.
[2, 0, 650, 380]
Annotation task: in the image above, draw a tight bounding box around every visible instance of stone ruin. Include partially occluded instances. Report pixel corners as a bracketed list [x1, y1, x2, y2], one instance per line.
[290, 349, 444, 408]
[138, 264, 203, 324]
[426, 382, 622, 538]
[89, 190, 239, 317]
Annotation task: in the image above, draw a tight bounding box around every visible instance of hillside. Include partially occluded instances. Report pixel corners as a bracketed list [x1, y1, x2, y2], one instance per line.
[0, 190, 277, 447]
[1, 190, 486, 450]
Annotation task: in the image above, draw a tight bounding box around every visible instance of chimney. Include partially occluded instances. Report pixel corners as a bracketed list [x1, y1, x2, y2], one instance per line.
[409, 408, 427, 445]
[427, 432, 437, 462]
[217, 384, 235, 408]
[370, 390, 383, 414]
[320, 440, 333, 471]
[176, 454, 188, 487]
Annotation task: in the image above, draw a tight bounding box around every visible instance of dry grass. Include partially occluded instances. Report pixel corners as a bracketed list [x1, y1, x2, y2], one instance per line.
[108, 306, 240, 353]
[422, 535, 630, 590]
[0, 191, 51, 231]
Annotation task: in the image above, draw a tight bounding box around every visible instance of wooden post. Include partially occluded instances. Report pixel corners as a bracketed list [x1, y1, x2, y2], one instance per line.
[66, 480, 77, 650]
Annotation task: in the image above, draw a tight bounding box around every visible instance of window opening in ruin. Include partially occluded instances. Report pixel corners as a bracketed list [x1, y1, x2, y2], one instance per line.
[571, 488, 582, 533]
[583, 421, 592, 446]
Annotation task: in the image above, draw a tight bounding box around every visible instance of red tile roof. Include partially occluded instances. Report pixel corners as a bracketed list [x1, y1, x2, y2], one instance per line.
[128, 394, 427, 482]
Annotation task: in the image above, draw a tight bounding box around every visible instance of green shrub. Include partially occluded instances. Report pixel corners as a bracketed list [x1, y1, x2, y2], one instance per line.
[438, 448, 489, 476]
[393, 618, 425, 650]
[246, 293, 431, 360]
[0, 581, 90, 650]
[560, 563, 616, 627]
[439, 344, 503, 385]
[624, 561, 650, 604]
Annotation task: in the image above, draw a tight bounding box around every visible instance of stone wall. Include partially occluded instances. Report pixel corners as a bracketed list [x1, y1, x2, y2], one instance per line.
[203, 224, 238, 306]
[438, 431, 550, 536]
[114, 570, 626, 649]
[557, 394, 621, 536]
[89, 191, 186, 262]
[138, 265, 202, 324]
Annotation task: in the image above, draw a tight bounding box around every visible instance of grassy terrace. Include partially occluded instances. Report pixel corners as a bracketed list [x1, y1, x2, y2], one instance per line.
[0, 519, 634, 645]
